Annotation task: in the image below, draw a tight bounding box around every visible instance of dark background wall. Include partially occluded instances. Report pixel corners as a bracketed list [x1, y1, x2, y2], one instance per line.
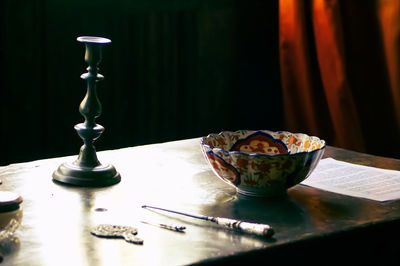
[0, 0, 282, 165]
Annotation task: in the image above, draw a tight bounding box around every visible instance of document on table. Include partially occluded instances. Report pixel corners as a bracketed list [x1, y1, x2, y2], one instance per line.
[301, 158, 400, 202]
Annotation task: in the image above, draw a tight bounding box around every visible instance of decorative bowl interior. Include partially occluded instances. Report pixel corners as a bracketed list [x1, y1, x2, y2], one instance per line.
[200, 130, 326, 197]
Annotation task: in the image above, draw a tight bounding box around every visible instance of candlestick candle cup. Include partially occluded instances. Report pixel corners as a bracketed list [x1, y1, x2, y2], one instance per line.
[52, 36, 121, 187]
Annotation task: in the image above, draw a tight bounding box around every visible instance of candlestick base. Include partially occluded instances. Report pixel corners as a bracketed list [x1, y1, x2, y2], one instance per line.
[53, 162, 121, 187]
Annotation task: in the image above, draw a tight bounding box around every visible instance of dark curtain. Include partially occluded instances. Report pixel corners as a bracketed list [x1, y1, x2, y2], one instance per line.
[0, 0, 281, 165]
[279, 0, 400, 159]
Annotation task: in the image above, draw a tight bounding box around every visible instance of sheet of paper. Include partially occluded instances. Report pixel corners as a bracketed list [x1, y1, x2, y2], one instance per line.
[301, 158, 400, 202]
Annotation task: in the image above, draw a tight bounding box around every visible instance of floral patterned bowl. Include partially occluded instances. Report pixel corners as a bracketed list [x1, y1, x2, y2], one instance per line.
[200, 130, 325, 197]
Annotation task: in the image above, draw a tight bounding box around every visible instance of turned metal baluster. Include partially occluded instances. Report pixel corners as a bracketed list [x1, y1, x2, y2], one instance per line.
[74, 37, 107, 168]
[52, 36, 121, 187]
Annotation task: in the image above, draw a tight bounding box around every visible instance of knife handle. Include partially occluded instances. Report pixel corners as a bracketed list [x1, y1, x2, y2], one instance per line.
[213, 217, 274, 238]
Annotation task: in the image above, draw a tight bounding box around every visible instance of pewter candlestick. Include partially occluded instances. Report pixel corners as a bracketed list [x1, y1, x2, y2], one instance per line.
[53, 36, 121, 187]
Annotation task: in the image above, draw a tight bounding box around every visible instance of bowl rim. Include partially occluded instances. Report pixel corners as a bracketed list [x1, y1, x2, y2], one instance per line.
[200, 129, 326, 158]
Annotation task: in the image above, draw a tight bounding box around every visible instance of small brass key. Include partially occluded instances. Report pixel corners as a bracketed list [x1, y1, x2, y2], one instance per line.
[91, 224, 144, 245]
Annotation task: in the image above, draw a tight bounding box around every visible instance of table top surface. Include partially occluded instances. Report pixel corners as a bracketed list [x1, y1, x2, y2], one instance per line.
[0, 138, 400, 265]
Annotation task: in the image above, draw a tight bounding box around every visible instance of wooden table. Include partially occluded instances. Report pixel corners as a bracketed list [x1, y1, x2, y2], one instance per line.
[0, 138, 399, 265]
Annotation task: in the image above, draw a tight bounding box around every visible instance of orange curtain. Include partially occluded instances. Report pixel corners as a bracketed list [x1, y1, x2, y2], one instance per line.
[279, 0, 400, 158]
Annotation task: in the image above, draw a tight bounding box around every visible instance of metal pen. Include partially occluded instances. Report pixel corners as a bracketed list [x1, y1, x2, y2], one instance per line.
[142, 205, 274, 238]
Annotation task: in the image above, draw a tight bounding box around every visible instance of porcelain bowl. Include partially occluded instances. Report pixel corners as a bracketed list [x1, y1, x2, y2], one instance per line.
[200, 130, 325, 197]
